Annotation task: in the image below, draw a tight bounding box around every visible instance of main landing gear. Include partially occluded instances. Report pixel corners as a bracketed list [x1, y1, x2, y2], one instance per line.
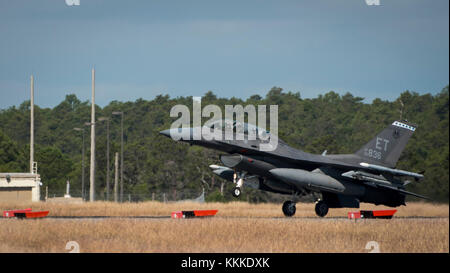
[282, 200, 296, 217]
[314, 200, 329, 217]
[281, 200, 329, 217]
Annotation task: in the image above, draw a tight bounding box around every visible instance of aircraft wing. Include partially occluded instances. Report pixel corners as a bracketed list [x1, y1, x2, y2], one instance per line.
[265, 146, 425, 180]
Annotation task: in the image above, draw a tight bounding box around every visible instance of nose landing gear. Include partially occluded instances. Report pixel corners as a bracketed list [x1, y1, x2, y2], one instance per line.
[231, 171, 246, 198]
[232, 187, 241, 197]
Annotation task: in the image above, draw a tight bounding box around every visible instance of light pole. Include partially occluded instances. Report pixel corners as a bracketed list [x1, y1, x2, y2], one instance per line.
[90, 68, 96, 202]
[84, 121, 96, 201]
[114, 152, 119, 202]
[112, 111, 124, 202]
[30, 75, 34, 174]
[98, 117, 110, 201]
[73, 127, 85, 200]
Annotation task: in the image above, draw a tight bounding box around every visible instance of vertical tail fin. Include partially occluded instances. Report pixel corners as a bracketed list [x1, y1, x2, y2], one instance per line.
[355, 121, 417, 168]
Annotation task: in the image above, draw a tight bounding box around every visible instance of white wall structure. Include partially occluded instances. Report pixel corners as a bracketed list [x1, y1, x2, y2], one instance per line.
[0, 173, 41, 202]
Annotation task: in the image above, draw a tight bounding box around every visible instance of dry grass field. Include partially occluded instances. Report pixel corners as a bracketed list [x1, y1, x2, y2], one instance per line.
[0, 201, 448, 253]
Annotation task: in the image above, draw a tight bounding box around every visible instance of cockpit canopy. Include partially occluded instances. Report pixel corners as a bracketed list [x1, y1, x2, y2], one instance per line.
[207, 119, 270, 139]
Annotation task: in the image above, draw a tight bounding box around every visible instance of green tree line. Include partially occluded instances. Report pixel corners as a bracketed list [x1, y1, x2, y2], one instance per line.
[0, 86, 448, 202]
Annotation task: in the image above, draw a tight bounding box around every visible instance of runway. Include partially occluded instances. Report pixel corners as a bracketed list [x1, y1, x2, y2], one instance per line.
[1, 215, 446, 221]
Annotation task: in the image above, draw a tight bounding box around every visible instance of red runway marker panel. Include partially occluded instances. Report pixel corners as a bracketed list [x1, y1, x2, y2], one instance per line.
[348, 209, 397, 219]
[3, 209, 49, 219]
[3, 208, 32, 218]
[171, 209, 218, 219]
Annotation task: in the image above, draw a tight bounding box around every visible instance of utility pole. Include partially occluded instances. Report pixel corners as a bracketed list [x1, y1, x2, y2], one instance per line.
[98, 117, 110, 200]
[73, 127, 86, 200]
[90, 68, 96, 202]
[81, 129, 85, 200]
[30, 75, 34, 173]
[114, 152, 119, 202]
[112, 111, 124, 202]
[106, 118, 110, 201]
[120, 113, 123, 202]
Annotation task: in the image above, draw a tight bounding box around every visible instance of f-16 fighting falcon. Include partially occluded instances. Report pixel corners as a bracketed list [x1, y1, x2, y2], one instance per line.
[160, 119, 427, 217]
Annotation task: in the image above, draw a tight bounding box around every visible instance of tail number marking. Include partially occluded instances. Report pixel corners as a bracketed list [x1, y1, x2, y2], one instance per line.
[375, 137, 389, 151]
[364, 148, 382, 160]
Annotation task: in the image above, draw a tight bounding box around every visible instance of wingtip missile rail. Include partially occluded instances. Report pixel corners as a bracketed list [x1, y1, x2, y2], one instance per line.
[359, 162, 424, 180]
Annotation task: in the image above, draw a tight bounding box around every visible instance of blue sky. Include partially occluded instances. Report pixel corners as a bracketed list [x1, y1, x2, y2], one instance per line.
[0, 0, 448, 109]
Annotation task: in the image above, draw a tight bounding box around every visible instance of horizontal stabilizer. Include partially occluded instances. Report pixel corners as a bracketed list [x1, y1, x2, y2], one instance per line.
[374, 183, 430, 200]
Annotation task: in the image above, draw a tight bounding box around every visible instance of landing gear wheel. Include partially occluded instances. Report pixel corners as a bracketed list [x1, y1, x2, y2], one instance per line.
[232, 187, 241, 198]
[282, 200, 296, 217]
[315, 201, 329, 217]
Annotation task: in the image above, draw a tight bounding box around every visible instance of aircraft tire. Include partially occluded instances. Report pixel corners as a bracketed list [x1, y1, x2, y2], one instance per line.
[282, 200, 296, 217]
[232, 187, 241, 198]
[315, 201, 329, 217]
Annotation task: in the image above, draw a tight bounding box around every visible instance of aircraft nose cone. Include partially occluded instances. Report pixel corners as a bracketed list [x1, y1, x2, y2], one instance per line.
[159, 129, 171, 138]
[159, 128, 193, 141]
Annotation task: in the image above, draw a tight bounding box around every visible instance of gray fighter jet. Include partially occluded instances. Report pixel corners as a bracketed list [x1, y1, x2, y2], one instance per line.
[160, 120, 427, 217]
